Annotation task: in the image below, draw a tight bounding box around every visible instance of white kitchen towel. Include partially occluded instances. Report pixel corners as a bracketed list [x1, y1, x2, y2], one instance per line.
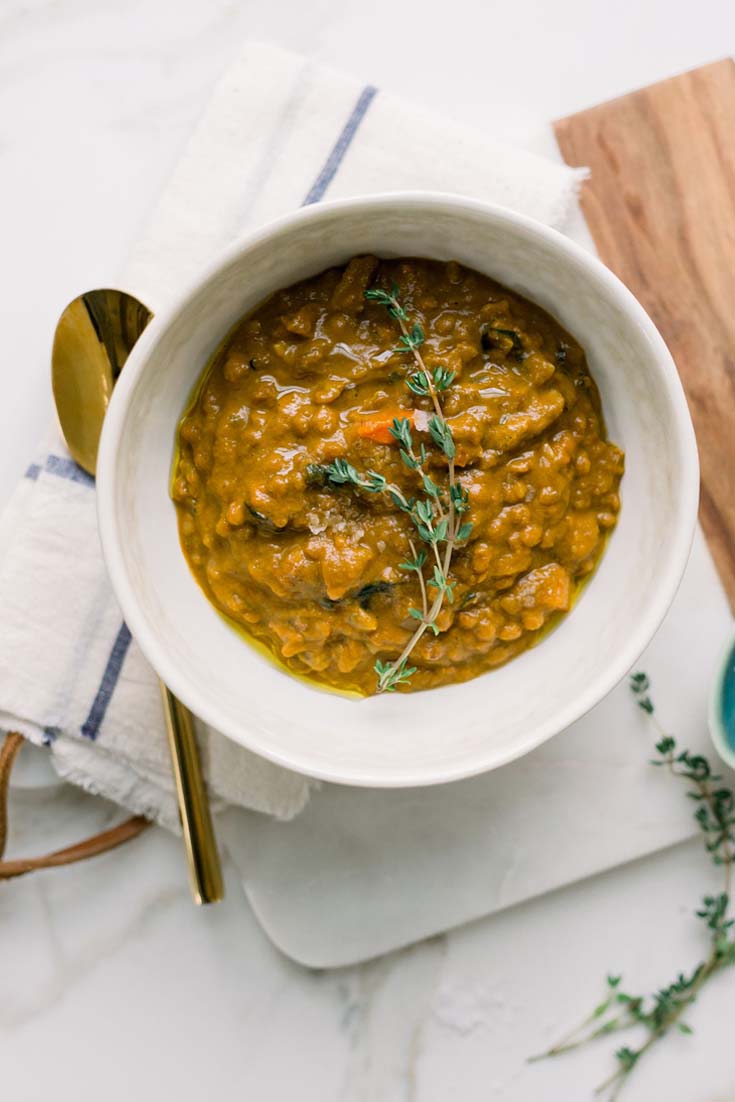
[0, 43, 585, 831]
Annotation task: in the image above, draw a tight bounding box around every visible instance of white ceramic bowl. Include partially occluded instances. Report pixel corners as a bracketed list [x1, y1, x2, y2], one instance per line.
[97, 193, 699, 787]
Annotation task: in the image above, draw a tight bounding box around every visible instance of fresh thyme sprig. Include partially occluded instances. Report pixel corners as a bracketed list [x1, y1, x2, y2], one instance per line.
[530, 673, 735, 1099]
[319, 282, 472, 693]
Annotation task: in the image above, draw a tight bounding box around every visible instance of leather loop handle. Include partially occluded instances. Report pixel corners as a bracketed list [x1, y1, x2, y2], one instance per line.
[0, 731, 150, 881]
[0, 731, 24, 857]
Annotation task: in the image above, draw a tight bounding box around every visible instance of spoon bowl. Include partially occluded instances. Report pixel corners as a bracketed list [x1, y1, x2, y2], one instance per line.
[52, 290, 152, 476]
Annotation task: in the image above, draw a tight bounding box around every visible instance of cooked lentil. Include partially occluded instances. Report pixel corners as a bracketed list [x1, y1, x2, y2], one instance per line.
[172, 256, 624, 694]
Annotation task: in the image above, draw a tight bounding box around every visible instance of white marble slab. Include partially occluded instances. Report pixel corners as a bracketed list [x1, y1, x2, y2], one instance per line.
[2, 1, 734, 1099]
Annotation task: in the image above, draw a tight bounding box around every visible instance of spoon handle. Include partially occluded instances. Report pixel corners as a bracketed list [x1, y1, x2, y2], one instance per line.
[158, 682, 224, 904]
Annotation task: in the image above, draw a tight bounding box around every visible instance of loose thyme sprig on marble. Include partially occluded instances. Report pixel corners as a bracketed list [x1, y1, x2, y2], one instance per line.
[530, 673, 735, 1100]
[317, 283, 472, 693]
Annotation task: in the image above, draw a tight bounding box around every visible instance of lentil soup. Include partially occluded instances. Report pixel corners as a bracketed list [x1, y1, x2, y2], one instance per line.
[172, 257, 624, 695]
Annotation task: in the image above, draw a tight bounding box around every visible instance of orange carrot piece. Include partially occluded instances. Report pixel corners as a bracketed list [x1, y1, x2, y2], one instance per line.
[356, 409, 415, 445]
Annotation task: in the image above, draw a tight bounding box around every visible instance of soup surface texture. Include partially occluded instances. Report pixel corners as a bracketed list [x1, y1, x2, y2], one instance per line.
[172, 257, 624, 695]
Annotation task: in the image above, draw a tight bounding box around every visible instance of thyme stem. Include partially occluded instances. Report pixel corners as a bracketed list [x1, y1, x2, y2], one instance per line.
[530, 673, 735, 1098]
[380, 535, 455, 687]
[320, 281, 473, 693]
[409, 539, 429, 619]
[394, 311, 457, 537]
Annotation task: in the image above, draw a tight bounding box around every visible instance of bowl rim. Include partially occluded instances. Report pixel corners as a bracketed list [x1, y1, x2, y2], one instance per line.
[97, 190, 700, 787]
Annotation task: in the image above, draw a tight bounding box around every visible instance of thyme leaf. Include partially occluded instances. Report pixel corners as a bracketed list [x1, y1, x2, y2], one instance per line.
[374, 657, 416, 692]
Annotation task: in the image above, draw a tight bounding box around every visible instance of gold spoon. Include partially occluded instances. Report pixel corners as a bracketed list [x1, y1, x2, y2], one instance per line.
[52, 289, 224, 904]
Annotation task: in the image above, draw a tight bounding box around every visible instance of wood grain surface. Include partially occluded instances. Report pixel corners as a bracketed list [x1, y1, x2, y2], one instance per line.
[555, 58, 735, 610]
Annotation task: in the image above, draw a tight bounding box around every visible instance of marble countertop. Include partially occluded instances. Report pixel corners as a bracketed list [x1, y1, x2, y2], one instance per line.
[1, 1, 733, 1099]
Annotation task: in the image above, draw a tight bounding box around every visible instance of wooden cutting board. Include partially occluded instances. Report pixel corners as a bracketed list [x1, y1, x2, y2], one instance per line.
[555, 58, 735, 609]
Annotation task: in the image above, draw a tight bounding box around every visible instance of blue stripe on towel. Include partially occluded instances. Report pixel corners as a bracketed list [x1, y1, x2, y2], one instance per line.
[303, 85, 378, 205]
[80, 622, 132, 740]
[24, 454, 95, 487]
[45, 454, 95, 487]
